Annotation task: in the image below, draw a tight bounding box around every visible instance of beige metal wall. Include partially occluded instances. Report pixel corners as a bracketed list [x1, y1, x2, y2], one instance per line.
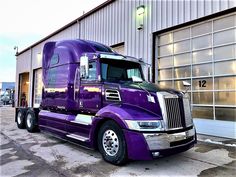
[16, 0, 236, 107]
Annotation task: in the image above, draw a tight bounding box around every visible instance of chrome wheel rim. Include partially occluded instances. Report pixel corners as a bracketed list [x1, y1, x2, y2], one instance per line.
[26, 114, 32, 128]
[17, 112, 22, 124]
[102, 129, 119, 156]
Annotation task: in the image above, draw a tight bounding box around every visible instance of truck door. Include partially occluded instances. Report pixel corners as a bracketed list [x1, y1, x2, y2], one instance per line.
[79, 61, 102, 113]
[66, 60, 102, 141]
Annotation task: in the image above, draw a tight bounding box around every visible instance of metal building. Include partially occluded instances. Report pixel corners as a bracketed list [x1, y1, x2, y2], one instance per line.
[16, 0, 236, 138]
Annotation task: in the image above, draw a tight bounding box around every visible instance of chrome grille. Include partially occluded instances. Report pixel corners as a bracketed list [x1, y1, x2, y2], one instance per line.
[157, 92, 193, 130]
[164, 97, 183, 129]
[183, 97, 192, 127]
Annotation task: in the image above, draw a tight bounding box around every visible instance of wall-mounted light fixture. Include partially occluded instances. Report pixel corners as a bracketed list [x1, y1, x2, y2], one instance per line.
[137, 5, 145, 30]
[14, 46, 18, 55]
[37, 52, 42, 62]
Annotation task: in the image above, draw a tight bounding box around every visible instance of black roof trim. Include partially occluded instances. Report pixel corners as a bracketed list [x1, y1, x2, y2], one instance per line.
[110, 42, 125, 48]
[17, 0, 115, 56]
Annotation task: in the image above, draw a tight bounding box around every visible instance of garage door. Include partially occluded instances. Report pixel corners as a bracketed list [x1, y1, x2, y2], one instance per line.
[155, 13, 236, 138]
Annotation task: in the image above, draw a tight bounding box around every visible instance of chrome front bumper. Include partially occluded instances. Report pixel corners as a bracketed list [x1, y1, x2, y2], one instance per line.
[143, 127, 196, 151]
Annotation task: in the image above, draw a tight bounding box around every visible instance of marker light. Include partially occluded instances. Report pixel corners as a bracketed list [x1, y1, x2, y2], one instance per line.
[137, 5, 145, 16]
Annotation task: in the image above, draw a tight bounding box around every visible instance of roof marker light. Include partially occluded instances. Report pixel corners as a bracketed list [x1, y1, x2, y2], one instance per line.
[100, 54, 124, 60]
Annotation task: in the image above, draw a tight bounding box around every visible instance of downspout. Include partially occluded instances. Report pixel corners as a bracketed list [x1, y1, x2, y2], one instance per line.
[29, 47, 33, 107]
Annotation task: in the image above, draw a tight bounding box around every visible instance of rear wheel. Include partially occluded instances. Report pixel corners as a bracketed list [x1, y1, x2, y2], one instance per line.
[16, 109, 25, 129]
[98, 120, 127, 165]
[25, 110, 38, 133]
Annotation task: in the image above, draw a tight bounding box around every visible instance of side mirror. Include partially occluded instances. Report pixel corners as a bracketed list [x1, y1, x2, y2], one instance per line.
[80, 56, 89, 79]
[183, 81, 191, 93]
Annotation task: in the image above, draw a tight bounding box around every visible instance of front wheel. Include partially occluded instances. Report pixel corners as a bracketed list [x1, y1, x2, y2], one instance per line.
[98, 120, 127, 165]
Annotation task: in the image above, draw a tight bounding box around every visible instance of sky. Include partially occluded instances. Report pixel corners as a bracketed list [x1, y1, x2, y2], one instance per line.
[0, 0, 106, 82]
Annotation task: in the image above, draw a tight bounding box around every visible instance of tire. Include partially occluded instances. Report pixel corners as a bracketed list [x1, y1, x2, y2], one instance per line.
[16, 109, 25, 129]
[98, 120, 127, 165]
[25, 110, 38, 133]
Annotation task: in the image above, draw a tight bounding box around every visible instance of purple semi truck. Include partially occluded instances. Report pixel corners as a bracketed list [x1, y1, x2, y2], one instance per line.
[16, 39, 196, 165]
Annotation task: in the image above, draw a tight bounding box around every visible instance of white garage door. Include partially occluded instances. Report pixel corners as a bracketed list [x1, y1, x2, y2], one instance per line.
[155, 13, 236, 138]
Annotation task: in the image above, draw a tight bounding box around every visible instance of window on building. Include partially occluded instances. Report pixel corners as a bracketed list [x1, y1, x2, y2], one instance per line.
[18, 72, 29, 107]
[157, 13, 236, 122]
[33, 69, 42, 107]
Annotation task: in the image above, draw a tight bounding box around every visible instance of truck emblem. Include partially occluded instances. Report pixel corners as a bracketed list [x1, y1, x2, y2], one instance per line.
[79, 101, 83, 107]
[147, 95, 155, 103]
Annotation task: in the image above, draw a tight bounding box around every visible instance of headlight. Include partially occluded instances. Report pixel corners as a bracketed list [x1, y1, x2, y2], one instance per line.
[125, 120, 164, 131]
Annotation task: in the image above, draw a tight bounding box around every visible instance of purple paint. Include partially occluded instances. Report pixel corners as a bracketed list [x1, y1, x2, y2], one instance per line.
[27, 39, 196, 163]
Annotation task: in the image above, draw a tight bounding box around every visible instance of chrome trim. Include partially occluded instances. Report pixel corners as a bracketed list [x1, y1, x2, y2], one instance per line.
[143, 127, 195, 150]
[73, 114, 93, 125]
[157, 92, 183, 130]
[66, 134, 89, 142]
[157, 92, 194, 130]
[70, 120, 90, 126]
[156, 92, 168, 130]
[105, 89, 121, 101]
[102, 129, 119, 156]
[183, 97, 193, 127]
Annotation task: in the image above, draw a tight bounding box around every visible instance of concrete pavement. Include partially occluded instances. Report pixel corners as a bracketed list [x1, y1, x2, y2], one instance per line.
[0, 106, 235, 177]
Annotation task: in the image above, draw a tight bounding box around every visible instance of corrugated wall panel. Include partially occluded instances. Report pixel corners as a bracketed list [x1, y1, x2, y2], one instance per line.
[197, 0, 205, 18]
[205, 0, 212, 16]
[212, 0, 220, 12]
[167, 0, 173, 27]
[32, 42, 45, 69]
[229, 0, 236, 8]
[179, 0, 184, 24]
[190, 0, 198, 20]
[124, 0, 129, 55]
[131, 0, 137, 57]
[126, 0, 132, 56]
[220, 0, 229, 11]
[173, 0, 179, 26]
[151, 0, 235, 32]
[184, 0, 191, 22]
[161, 0, 167, 29]
[16, 50, 31, 74]
[47, 24, 79, 41]
[113, 2, 117, 44]
[16, 50, 31, 107]
[157, 0, 162, 30]
[105, 3, 110, 44]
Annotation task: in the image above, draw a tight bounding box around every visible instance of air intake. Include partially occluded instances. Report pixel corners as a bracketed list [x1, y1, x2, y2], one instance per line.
[105, 89, 121, 101]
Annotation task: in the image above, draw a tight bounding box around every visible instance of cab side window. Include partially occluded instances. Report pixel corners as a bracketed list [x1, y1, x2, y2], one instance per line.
[88, 62, 97, 80]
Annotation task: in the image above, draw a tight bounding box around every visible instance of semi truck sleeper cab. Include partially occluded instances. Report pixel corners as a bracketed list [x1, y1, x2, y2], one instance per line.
[16, 39, 196, 165]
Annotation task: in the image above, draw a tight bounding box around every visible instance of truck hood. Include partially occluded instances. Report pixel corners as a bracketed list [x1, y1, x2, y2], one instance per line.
[120, 81, 181, 94]
[117, 81, 182, 116]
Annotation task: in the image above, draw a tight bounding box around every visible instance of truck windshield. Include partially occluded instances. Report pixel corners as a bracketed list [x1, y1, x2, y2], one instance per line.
[101, 59, 144, 82]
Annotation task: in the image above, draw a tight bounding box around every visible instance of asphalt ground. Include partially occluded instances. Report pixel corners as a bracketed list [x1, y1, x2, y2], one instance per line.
[0, 106, 235, 177]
